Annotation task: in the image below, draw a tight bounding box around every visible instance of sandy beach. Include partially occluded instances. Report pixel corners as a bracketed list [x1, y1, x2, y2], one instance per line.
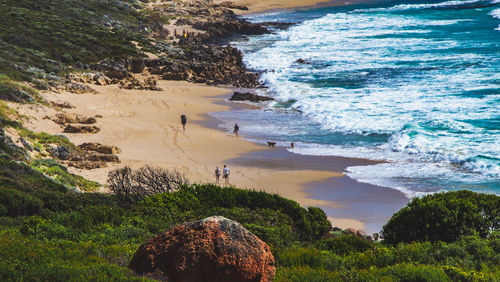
[224, 0, 382, 14]
[14, 80, 374, 231]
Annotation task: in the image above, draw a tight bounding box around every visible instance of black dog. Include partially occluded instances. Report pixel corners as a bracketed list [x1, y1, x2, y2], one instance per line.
[267, 142, 276, 148]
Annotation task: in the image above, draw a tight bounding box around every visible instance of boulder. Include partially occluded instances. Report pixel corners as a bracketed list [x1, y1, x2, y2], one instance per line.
[230, 92, 274, 103]
[295, 58, 310, 64]
[127, 58, 146, 73]
[50, 101, 74, 109]
[49, 145, 70, 160]
[53, 113, 96, 125]
[93, 74, 111, 86]
[66, 160, 107, 170]
[65, 82, 97, 94]
[63, 124, 100, 134]
[78, 142, 121, 155]
[216, 1, 249, 10]
[129, 216, 275, 282]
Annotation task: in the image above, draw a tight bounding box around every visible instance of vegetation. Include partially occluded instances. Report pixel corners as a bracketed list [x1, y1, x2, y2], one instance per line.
[0, 0, 146, 81]
[0, 0, 498, 280]
[0, 156, 498, 280]
[382, 191, 500, 244]
[108, 165, 190, 200]
[31, 158, 100, 191]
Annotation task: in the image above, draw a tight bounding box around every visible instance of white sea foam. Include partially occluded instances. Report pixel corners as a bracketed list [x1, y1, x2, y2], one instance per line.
[490, 8, 500, 19]
[358, 0, 492, 12]
[231, 2, 500, 196]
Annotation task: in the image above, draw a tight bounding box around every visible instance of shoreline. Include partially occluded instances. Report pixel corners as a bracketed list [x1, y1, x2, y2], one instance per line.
[198, 90, 409, 234]
[229, 0, 383, 15]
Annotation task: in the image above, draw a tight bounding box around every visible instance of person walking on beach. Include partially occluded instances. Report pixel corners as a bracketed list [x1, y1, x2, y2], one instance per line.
[181, 114, 187, 131]
[215, 166, 221, 184]
[223, 164, 230, 185]
[233, 123, 239, 136]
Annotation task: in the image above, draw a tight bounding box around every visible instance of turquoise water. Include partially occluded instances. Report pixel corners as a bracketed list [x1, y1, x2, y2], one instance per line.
[213, 0, 500, 197]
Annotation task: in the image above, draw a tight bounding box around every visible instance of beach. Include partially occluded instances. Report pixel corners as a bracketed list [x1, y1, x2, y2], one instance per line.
[9, 0, 418, 234]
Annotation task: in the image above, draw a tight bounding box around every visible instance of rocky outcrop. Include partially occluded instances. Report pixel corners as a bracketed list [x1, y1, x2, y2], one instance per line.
[230, 92, 274, 103]
[50, 101, 74, 109]
[63, 124, 100, 134]
[129, 216, 275, 282]
[92, 60, 130, 80]
[78, 142, 121, 155]
[216, 1, 249, 10]
[127, 58, 146, 73]
[49, 145, 70, 160]
[146, 45, 260, 87]
[295, 58, 310, 64]
[65, 82, 97, 94]
[52, 113, 96, 125]
[118, 76, 160, 91]
[65, 142, 120, 169]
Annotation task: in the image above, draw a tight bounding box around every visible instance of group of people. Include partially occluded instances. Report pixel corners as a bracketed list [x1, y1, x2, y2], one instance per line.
[215, 165, 230, 185]
[179, 115, 294, 186]
[180, 115, 233, 185]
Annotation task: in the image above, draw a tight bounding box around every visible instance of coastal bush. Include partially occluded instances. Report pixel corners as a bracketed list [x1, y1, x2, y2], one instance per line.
[0, 0, 146, 80]
[0, 188, 43, 216]
[191, 184, 331, 241]
[0, 149, 498, 280]
[382, 191, 500, 244]
[315, 234, 373, 255]
[108, 165, 189, 200]
[0, 231, 146, 281]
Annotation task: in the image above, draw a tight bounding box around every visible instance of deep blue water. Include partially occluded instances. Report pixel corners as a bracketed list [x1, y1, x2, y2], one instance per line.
[212, 0, 500, 197]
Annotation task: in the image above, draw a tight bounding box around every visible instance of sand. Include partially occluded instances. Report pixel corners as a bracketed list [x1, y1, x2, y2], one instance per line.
[226, 0, 375, 14]
[13, 80, 365, 230]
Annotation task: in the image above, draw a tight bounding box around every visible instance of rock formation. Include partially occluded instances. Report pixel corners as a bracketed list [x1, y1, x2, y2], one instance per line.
[78, 142, 121, 155]
[63, 124, 100, 134]
[230, 92, 274, 103]
[129, 216, 275, 282]
[52, 113, 96, 125]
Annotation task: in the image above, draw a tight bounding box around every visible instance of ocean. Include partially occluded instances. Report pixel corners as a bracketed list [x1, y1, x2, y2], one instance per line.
[211, 0, 500, 198]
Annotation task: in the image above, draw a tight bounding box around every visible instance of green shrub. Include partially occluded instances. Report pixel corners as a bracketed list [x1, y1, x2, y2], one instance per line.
[136, 188, 201, 216]
[375, 263, 451, 281]
[316, 234, 373, 255]
[0, 187, 43, 216]
[275, 247, 344, 271]
[382, 191, 499, 244]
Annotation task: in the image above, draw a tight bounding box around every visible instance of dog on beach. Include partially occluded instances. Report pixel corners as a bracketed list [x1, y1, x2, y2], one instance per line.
[267, 142, 276, 148]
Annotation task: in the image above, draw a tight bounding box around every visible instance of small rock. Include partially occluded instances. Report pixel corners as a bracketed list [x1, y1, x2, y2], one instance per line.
[295, 58, 310, 64]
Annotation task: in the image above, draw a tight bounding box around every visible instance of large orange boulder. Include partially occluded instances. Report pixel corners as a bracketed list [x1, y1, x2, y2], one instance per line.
[128, 216, 275, 282]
